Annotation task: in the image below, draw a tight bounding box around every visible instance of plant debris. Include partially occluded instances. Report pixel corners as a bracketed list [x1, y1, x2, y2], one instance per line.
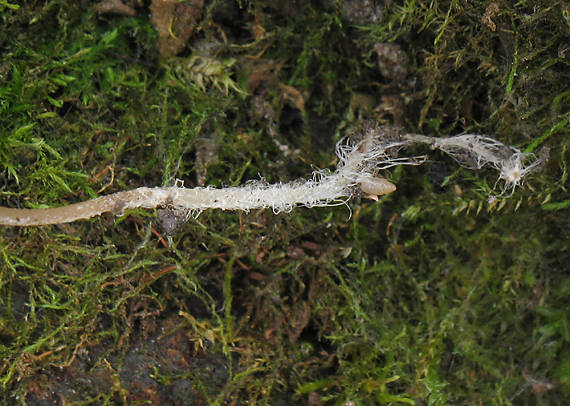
[150, 0, 204, 57]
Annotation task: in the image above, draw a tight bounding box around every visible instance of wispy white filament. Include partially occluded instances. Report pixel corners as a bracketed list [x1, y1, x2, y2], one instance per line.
[0, 129, 542, 226]
[403, 133, 542, 194]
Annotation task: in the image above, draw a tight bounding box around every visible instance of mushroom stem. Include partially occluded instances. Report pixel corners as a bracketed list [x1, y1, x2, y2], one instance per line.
[0, 129, 541, 227]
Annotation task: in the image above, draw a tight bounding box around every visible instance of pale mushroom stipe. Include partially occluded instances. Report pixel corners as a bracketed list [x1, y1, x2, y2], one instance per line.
[0, 128, 542, 227]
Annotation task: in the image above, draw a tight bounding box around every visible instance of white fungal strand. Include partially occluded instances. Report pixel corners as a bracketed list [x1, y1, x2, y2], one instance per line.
[0, 135, 393, 226]
[0, 129, 542, 226]
[403, 133, 541, 194]
[496, 151, 542, 194]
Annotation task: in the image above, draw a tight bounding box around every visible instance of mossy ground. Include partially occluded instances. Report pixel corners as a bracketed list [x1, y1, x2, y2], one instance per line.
[1, 1, 569, 405]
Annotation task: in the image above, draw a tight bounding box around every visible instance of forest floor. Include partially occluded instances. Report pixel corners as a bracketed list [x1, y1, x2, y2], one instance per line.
[1, 1, 569, 405]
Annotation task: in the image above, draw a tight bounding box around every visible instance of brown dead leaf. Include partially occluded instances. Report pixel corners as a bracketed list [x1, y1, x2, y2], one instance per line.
[95, 0, 135, 17]
[150, 0, 204, 57]
[94, 0, 136, 16]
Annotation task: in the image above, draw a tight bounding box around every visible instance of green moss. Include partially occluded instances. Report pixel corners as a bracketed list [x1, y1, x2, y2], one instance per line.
[1, 0, 568, 405]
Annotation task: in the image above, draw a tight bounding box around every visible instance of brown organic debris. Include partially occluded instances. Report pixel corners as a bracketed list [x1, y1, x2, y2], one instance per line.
[482, 2, 500, 32]
[94, 0, 136, 16]
[195, 135, 220, 187]
[279, 82, 305, 111]
[374, 42, 409, 82]
[150, 0, 204, 57]
[375, 95, 405, 126]
[340, 0, 383, 25]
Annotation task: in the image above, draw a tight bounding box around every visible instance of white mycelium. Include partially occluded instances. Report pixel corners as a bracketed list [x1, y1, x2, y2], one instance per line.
[0, 128, 541, 227]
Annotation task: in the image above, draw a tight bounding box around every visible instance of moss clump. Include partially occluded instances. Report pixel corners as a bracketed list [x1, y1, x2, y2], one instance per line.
[1, 1, 568, 404]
